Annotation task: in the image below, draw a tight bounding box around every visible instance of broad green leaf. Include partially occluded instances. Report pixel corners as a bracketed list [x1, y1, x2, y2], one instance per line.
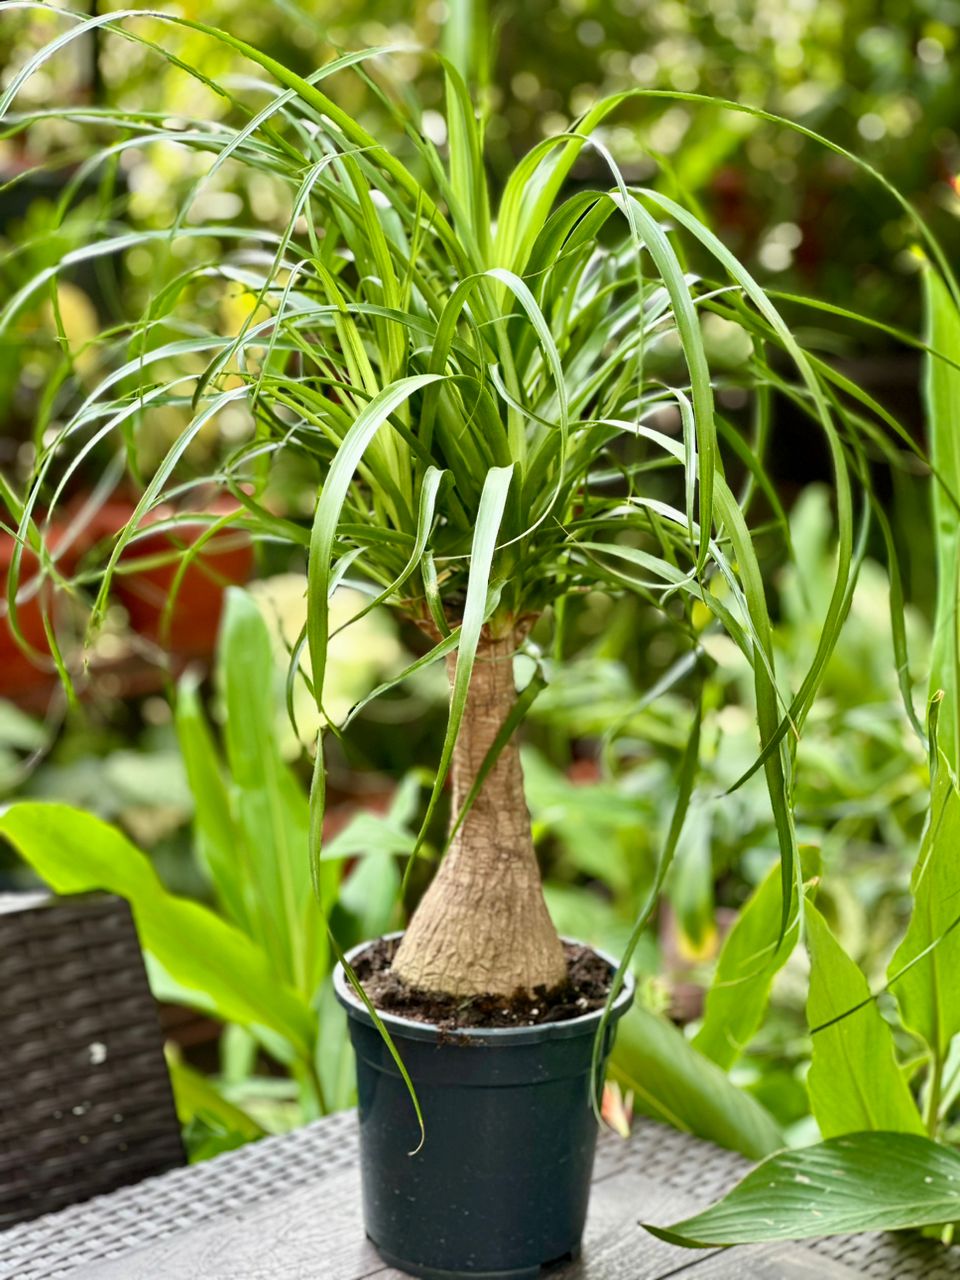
[338, 852, 401, 942]
[320, 811, 415, 862]
[0, 802, 315, 1059]
[165, 1045, 266, 1142]
[525, 750, 638, 897]
[806, 905, 923, 1137]
[889, 756, 960, 1059]
[609, 1004, 784, 1161]
[147, 954, 302, 1071]
[668, 799, 714, 950]
[175, 672, 249, 932]
[647, 1132, 960, 1246]
[694, 847, 821, 1070]
[924, 267, 960, 777]
[219, 589, 319, 995]
[938, 1036, 960, 1118]
[220, 1024, 258, 1086]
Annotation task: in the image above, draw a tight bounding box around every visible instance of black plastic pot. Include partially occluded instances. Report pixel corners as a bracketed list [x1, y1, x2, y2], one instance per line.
[334, 934, 634, 1280]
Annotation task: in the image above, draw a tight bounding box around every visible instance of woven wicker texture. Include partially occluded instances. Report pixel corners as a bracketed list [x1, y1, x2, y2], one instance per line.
[0, 1111, 358, 1280]
[2, 1109, 957, 1278]
[0, 892, 184, 1229]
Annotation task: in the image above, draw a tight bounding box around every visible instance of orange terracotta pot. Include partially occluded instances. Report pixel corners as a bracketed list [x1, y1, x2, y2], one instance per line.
[110, 496, 254, 658]
[0, 493, 254, 702]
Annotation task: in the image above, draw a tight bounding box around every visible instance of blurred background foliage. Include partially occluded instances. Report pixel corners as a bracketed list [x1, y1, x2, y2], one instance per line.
[5, 0, 958, 328]
[3, 0, 958, 487]
[0, 0, 956, 1155]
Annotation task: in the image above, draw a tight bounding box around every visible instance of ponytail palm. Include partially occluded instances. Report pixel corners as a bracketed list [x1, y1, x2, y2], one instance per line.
[3, 13, 880, 998]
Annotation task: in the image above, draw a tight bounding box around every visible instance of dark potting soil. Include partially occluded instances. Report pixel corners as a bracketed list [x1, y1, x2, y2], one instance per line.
[353, 936, 614, 1030]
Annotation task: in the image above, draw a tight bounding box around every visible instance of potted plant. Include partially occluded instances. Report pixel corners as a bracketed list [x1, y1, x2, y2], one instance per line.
[2, 13, 909, 1277]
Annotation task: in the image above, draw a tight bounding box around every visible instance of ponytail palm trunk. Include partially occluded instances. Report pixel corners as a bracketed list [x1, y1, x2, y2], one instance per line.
[393, 629, 566, 995]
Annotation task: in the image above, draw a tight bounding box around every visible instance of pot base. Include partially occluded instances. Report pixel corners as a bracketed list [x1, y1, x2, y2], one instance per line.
[371, 1239, 581, 1279]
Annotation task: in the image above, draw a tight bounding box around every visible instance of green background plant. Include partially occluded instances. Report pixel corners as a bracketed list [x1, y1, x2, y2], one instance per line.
[648, 261, 960, 1247]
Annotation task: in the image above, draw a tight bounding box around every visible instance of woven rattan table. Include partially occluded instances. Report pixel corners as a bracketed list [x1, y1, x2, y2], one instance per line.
[2, 1110, 958, 1279]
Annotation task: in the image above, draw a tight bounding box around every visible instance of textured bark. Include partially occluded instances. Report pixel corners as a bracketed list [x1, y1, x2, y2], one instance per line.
[391, 629, 567, 997]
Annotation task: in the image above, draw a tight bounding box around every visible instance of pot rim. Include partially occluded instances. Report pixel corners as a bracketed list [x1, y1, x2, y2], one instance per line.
[333, 931, 635, 1044]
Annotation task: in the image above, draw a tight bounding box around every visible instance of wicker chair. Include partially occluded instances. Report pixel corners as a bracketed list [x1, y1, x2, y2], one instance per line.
[0, 892, 185, 1227]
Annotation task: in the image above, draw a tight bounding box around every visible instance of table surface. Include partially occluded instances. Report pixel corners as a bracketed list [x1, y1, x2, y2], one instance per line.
[2, 1110, 959, 1280]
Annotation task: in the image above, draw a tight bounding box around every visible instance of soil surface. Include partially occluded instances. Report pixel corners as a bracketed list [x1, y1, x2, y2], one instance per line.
[353, 936, 615, 1030]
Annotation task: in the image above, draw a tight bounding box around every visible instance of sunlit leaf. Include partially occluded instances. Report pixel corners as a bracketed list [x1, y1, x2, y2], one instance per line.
[889, 754, 960, 1061]
[695, 847, 821, 1070]
[806, 905, 924, 1138]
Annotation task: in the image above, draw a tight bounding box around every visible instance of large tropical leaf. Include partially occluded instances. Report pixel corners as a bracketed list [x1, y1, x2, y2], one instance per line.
[165, 1046, 266, 1144]
[175, 671, 250, 932]
[609, 1004, 783, 1161]
[646, 1132, 960, 1246]
[806, 905, 923, 1137]
[217, 589, 319, 994]
[889, 755, 960, 1062]
[694, 846, 820, 1070]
